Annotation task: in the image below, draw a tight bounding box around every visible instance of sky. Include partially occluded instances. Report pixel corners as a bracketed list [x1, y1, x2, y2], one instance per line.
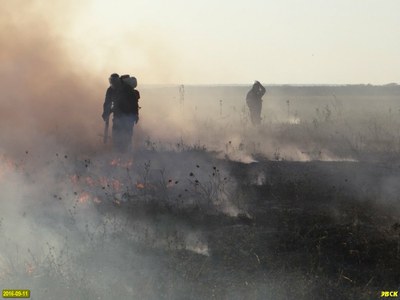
[3, 0, 400, 84]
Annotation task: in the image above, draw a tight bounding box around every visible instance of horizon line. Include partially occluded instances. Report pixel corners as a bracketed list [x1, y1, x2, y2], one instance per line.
[140, 82, 399, 87]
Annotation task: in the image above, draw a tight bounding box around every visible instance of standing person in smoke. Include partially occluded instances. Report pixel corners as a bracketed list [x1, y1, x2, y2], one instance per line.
[246, 80, 266, 125]
[102, 73, 140, 152]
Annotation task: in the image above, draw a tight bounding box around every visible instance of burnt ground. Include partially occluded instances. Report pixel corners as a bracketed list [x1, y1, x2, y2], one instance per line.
[137, 159, 400, 300]
[2, 152, 400, 300]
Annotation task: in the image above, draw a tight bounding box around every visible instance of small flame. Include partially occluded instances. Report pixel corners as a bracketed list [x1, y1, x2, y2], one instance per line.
[78, 192, 91, 203]
[77, 192, 102, 204]
[84, 176, 96, 186]
[110, 158, 133, 168]
[110, 159, 119, 167]
[136, 182, 145, 189]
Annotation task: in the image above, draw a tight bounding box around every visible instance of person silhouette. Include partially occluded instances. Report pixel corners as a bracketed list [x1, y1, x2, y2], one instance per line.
[246, 81, 266, 125]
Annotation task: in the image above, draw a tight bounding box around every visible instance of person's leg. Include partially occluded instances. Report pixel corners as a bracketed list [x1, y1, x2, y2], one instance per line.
[112, 117, 125, 152]
[254, 101, 262, 125]
[126, 114, 137, 151]
[248, 104, 257, 125]
[118, 115, 135, 152]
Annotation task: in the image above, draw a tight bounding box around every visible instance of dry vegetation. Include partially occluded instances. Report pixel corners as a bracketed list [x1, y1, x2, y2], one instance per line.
[1, 85, 400, 299]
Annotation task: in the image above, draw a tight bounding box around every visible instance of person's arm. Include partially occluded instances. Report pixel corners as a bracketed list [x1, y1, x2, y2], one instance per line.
[134, 90, 140, 123]
[258, 83, 266, 97]
[254, 81, 266, 97]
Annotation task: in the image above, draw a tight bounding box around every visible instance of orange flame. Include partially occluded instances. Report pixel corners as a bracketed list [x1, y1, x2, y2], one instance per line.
[84, 176, 96, 186]
[110, 158, 133, 168]
[110, 159, 119, 167]
[136, 182, 145, 189]
[77, 192, 91, 203]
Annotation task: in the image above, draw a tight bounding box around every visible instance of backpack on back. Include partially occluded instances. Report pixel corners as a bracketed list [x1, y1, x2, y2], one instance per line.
[121, 74, 137, 88]
[115, 75, 139, 115]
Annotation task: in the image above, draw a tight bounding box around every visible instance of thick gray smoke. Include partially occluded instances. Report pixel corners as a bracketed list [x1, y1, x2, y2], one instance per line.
[0, 0, 106, 156]
[0, 2, 239, 299]
[2, 1, 400, 299]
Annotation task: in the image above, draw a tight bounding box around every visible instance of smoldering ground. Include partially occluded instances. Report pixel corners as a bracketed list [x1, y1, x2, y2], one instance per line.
[3, 1, 400, 299]
[0, 10, 250, 295]
[0, 2, 227, 299]
[3, 79, 400, 299]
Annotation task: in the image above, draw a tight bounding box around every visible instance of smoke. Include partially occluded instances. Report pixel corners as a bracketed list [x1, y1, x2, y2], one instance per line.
[0, 2, 198, 298]
[0, 12, 246, 291]
[0, 147, 241, 298]
[0, 0, 190, 158]
[0, 0, 104, 156]
[2, 2, 400, 298]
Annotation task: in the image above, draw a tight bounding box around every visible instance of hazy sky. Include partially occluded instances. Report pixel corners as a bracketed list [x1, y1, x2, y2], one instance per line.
[6, 0, 400, 84]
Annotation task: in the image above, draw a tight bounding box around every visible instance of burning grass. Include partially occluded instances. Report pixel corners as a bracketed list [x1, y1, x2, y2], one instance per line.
[2, 86, 400, 298]
[1, 146, 400, 299]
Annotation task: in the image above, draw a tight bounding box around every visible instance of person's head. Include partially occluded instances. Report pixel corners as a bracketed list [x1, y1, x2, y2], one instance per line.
[252, 81, 260, 90]
[109, 73, 121, 89]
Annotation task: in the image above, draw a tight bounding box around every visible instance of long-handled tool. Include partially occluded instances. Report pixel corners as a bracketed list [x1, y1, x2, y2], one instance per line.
[103, 117, 109, 144]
